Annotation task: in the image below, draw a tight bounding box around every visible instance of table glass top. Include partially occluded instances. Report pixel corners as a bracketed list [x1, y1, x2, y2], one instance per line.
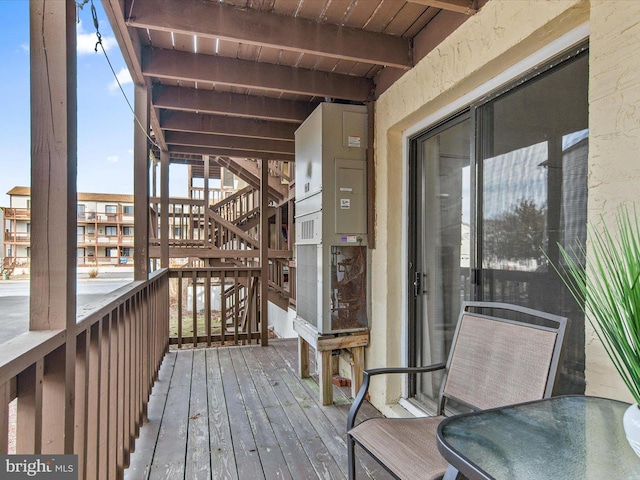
[439, 396, 640, 480]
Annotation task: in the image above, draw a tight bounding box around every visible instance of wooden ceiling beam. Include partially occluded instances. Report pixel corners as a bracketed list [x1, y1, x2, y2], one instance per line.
[160, 111, 296, 141]
[168, 145, 295, 162]
[405, 0, 477, 15]
[143, 48, 373, 102]
[127, 0, 412, 69]
[153, 85, 316, 123]
[164, 131, 295, 155]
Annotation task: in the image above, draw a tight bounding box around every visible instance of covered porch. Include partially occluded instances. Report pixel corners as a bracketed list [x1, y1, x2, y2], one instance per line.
[5, 0, 640, 479]
[2, 1, 484, 478]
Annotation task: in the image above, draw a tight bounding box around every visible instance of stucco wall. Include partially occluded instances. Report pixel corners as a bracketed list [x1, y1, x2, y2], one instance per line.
[367, 0, 640, 413]
[585, 0, 640, 403]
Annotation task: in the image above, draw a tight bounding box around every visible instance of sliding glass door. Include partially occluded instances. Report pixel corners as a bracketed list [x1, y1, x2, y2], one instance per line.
[409, 46, 588, 407]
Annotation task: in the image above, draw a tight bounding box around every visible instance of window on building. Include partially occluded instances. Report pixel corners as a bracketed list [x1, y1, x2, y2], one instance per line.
[122, 226, 134, 236]
[26, 223, 30, 233]
[121, 247, 132, 257]
[105, 247, 116, 258]
[26, 247, 30, 258]
[105, 226, 118, 236]
[123, 205, 134, 214]
[105, 205, 117, 214]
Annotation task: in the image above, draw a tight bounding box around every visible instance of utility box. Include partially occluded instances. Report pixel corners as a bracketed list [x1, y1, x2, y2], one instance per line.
[295, 103, 369, 334]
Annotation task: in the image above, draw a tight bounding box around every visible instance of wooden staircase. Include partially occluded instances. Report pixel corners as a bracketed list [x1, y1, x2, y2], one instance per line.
[152, 157, 295, 320]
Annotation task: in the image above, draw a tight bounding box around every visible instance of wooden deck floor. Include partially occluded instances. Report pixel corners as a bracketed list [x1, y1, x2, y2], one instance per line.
[125, 339, 394, 480]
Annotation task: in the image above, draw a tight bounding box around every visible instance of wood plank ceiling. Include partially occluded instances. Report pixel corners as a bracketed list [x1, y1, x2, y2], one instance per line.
[103, 0, 483, 172]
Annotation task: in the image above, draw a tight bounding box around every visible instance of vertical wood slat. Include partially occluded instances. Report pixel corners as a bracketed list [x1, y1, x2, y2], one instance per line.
[127, 295, 141, 456]
[178, 272, 183, 348]
[108, 313, 119, 480]
[221, 271, 226, 346]
[163, 274, 170, 355]
[99, 317, 111, 480]
[192, 270, 198, 346]
[86, 321, 102, 479]
[122, 299, 135, 468]
[0, 382, 8, 454]
[205, 271, 212, 346]
[117, 305, 126, 476]
[134, 296, 141, 458]
[142, 285, 150, 422]
[234, 270, 239, 345]
[41, 347, 68, 454]
[16, 360, 43, 454]
[74, 331, 89, 480]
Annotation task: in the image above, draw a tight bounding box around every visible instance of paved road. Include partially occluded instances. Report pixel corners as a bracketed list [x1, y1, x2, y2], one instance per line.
[0, 273, 134, 342]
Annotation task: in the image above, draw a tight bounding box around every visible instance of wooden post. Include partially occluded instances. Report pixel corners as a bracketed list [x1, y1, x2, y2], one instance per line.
[203, 156, 210, 244]
[160, 150, 170, 268]
[29, 0, 76, 453]
[134, 84, 150, 280]
[260, 159, 269, 346]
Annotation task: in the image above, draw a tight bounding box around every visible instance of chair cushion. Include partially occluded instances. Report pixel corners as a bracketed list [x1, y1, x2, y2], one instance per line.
[349, 416, 448, 480]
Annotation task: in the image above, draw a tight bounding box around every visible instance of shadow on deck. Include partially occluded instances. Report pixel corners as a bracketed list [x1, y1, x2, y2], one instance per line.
[125, 339, 393, 480]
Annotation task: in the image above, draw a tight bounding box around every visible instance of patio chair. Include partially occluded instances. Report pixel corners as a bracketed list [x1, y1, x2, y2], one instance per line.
[346, 301, 567, 480]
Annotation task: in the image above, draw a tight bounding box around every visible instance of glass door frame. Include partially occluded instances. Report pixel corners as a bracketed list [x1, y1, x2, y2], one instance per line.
[407, 110, 473, 398]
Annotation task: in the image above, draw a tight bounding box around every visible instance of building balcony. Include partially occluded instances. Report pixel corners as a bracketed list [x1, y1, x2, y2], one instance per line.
[3, 232, 30, 244]
[3, 208, 30, 220]
[0, 267, 330, 480]
[77, 213, 134, 225]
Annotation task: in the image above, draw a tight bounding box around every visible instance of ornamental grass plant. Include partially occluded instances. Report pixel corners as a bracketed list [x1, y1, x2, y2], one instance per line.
[553, 205, 640, 405]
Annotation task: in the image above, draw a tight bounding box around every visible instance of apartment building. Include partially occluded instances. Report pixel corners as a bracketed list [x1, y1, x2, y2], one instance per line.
[3, 186, 135, 268]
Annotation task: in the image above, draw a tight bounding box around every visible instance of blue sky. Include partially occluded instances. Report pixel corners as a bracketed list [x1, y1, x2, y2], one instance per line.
[0, 1, 161, 205]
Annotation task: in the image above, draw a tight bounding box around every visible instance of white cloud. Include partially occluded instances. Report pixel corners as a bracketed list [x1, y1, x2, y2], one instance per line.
[107, 155, 120, 163]
[109, 67, 133, 91]
[21, 43, 29, 53]
[77, 20, 116, 55]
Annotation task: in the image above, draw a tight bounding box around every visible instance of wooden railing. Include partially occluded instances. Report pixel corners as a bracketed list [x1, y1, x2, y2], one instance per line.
[210, 185, 257, 225]
[168, 267, 263, 347]
[0, 269, 169, 480]
[268, 257, 289, 296]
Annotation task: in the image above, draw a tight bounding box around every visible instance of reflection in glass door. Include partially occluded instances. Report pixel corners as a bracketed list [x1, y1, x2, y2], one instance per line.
[409, 115, 471, 405]
[477, 50, 589, 394]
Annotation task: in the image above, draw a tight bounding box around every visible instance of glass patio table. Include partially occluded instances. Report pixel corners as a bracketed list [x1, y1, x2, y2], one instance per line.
[437, 395, 640, 480]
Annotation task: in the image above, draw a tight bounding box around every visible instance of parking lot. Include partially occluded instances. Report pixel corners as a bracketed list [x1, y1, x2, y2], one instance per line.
[0, 273, 133, 341]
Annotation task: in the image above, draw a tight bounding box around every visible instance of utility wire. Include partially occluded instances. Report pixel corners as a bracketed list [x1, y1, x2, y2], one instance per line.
[85, 0, 158, 149]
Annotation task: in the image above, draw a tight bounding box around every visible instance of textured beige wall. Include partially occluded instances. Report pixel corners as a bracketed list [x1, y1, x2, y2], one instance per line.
[370, 0, 596, 411]
[585, 0, 640, 403]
